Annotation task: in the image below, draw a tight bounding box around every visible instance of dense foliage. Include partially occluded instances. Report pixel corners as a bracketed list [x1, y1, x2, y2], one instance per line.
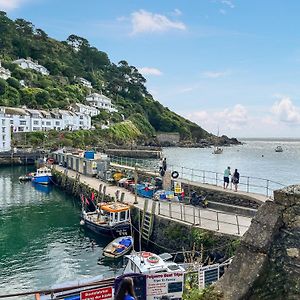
[0, 11, 211, 142]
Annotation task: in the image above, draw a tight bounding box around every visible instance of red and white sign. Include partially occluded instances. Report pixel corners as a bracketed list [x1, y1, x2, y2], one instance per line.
[80, 286, 113, 300]
[146, 272, 184, 300]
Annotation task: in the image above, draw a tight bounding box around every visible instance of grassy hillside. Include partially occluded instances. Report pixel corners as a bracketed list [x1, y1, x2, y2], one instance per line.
[0, 11, 212, 145]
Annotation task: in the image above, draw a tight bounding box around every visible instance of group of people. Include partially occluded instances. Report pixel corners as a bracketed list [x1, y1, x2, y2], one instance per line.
[223, 166, 240, 192]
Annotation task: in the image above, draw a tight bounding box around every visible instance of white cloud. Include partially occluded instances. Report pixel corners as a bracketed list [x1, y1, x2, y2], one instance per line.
[138, 67, 162, 76]
[130, 9, 186, 35]
[221, 0, 235, 9]
[202, 70, 230, 78]
[0, 0, 28, 10]
[271, 97, 300, 124]
[187, 104, 248, 133]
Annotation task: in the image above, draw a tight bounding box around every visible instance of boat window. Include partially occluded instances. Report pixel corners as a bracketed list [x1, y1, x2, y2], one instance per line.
[168, 265, 181, 271]
[110, 212, 114, 223]
[119, 211, 126, 222]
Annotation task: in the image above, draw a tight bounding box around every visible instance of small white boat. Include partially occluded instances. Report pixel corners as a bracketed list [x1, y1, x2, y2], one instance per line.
[213, 146, 223, 154]
[103, 236, 133, 258]
[275, 145, 283, 152]
[123, 251, 185, 274]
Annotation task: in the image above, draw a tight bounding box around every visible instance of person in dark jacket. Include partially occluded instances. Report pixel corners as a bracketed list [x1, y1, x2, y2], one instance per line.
[232, 169, 240, 192]
[115, 277, 136, 300]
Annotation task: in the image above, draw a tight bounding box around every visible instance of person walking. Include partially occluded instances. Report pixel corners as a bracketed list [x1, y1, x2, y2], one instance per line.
[232, 169, 240, 192]
[115, 277, 136, 300]
[223, 166, 231, 189]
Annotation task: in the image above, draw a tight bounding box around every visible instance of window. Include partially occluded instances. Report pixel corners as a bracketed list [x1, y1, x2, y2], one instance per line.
[2, 128, 5, 133]
[18, 127, 24, 132]
[119, 211, 126, 221]
[55, 121, 60, 125]
[2, 135, 5, 140]
[10, 120, 13, 124]
[42, 121, 44, 125]
[46, 121, 51, 126]
[33, 120, 39, 125]
[1, 119, 5, 125]
[80, 115, 83, 119]
[79, 121, 83, 125]
[20, 121, 26, 125]
[33, 127, 39, 131]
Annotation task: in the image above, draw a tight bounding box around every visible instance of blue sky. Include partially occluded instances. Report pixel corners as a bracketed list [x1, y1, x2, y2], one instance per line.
[2, 0, 300, 137]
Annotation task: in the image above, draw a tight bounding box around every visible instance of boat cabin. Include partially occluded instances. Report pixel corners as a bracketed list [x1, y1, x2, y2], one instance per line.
[36, 167, 52, 176]
[123, 252, 185, 275]
[97, 202, 130, 226]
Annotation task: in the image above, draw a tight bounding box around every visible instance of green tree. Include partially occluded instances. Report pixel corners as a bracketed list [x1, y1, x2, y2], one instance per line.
[7, 77, 21, 89]
[0, 79, 7, 95]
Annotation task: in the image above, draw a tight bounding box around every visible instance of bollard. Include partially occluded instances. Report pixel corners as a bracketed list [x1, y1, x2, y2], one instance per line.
[120, 192, 125, 203]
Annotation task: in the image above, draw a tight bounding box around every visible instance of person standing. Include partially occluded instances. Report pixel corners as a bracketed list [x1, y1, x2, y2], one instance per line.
[232, 169, 240, 192]
[162, 157, 167, 172]
[223, 166, 231, 189]
[115, 277, 136, 300]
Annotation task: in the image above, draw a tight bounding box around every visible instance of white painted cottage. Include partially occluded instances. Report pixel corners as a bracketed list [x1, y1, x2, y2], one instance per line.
[13, 58, 49, 75]
[0, 109, 11, 152]
[70, 103, 100, 117]
[0, 61, 11, 80]
[86, 93, 118, 113]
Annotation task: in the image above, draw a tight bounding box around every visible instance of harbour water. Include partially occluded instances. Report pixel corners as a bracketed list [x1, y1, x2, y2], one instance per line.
[164, 139, 300, 188]
[0, 166, 123, 298]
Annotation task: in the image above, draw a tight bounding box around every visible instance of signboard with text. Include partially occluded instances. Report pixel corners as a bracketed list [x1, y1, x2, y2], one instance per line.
[80, 286, 113, 300]
[146, 272, 184, 300]
[174, 181, 182, 194]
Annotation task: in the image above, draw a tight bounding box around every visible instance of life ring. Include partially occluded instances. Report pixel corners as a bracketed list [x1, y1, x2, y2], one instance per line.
[141, 251, 152, 258]
[147, 256, 159, 264]
[171, 171, 179, 179]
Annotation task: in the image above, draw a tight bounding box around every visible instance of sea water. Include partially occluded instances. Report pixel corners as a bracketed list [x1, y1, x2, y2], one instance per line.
[0, 166, 123, 298]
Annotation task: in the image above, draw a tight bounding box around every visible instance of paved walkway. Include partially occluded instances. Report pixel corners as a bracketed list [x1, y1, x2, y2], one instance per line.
[54, 166, 252, 237]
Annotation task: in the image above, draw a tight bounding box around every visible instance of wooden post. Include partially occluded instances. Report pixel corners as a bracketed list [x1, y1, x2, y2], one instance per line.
[134, 164, 138, 204]
[169, 202, 172, 218]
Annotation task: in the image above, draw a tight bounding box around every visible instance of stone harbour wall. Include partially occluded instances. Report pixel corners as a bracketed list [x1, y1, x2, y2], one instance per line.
[212, 185, 300, 300]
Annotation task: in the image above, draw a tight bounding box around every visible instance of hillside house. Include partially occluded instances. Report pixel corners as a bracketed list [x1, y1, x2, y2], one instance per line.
[13, 58, 50, 75]
[0, 109, 11, 152]
[78, 77, 93, 89]
[86, 92, 118, 113]
[0, 61, 11, 80]
[70, 103, 100, 117]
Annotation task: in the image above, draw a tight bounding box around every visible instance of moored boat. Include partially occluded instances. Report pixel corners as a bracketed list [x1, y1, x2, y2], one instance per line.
[123, 251, 185, 274]
[275, 145, 283, 152]
[32, 167, 53, 185]
[103, 236, 133, 258]
[212, 146, 223, 154]
[81, 202, 131, 238]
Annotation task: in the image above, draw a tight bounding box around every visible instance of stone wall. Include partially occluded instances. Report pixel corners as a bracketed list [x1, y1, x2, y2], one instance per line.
[213, 185, 300, 300]
[181, 183, 262, 209]
[157, 132, 180, 145]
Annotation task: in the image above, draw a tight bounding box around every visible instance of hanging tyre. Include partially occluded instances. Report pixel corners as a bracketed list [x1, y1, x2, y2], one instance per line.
[171, 171, 179, 179]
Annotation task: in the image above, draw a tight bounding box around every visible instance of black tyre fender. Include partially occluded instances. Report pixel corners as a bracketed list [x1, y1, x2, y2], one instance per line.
[171, 171, 179, 179]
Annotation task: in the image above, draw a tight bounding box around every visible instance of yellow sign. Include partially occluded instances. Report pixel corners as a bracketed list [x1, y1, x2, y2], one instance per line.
[174, 181, 182, 194]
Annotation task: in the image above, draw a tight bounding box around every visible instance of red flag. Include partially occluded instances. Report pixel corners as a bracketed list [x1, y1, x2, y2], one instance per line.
[91, 192, 95, 201]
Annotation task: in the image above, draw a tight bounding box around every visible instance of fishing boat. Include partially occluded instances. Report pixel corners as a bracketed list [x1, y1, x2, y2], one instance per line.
[31, 167, 53, 185]
[103, 236, 133, 258]
[212, 146, 223, 154]
[275, 145, 283, 152]
[81, 202, 131, 238]
[123, 251, 185, 275]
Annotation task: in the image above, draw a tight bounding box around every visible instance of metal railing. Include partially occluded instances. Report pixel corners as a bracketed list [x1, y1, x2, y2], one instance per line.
[108, 155, 285, 198]
[156, 200, 249, 236]
[168, 164, 285, 198]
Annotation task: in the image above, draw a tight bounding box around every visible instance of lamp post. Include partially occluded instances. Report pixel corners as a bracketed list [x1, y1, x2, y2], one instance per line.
[134, 163, 138, 204]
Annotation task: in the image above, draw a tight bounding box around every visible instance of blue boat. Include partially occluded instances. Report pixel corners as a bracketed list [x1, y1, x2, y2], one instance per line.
[32, 167, 53, 185]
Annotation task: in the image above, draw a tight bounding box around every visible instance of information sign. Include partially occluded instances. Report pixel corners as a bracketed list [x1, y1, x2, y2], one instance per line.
[146, 272, 184, 300]
[174, 181, 182, 194]
[80, 286, 113, 300]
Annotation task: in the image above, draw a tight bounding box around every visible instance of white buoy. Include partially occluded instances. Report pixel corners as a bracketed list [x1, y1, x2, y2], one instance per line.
[80, 220, 85, 226]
